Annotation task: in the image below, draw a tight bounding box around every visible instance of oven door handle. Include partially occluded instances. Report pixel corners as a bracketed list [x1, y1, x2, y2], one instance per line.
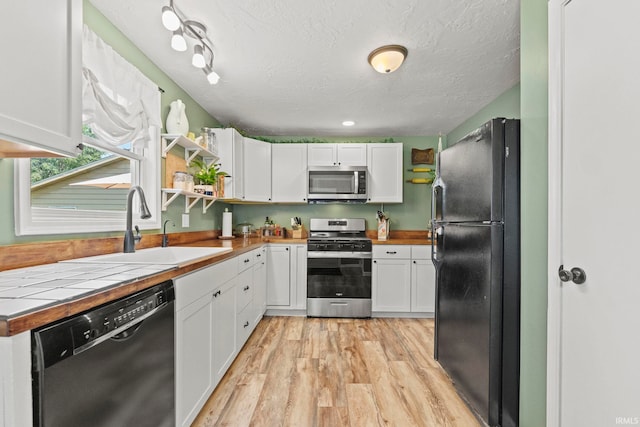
[307, 251, 372, 259]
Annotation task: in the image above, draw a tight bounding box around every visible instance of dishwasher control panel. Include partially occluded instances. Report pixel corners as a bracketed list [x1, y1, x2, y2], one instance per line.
[33, 280, 174, 369]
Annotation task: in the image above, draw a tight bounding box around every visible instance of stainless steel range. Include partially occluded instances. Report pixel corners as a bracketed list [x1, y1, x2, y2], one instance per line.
[306, 218, 372, 318]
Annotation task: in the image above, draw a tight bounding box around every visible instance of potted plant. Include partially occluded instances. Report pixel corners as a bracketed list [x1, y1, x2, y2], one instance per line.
[190, 159, 228, 196]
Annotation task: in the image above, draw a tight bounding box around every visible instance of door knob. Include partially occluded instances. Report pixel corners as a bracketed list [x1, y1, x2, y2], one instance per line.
[558, 265, 587, 284]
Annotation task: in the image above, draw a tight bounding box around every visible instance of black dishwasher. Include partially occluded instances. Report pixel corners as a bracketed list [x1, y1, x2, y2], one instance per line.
[31, 280, 175, 427]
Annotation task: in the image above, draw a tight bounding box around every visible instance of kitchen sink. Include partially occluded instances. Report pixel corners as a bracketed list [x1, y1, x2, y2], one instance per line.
[65, 246, 232, 265]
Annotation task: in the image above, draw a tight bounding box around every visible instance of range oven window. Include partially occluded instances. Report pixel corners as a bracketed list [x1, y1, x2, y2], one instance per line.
[307, 257, 372, 298]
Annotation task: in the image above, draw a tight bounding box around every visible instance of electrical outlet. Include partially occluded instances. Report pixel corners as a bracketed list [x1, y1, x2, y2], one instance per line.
[182, 214, 189, 228]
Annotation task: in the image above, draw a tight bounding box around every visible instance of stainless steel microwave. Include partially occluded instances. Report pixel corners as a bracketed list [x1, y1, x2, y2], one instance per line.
[307, 166, 368, 202]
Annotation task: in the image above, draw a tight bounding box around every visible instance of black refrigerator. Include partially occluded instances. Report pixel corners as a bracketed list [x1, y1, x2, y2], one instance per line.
[432, 118, 520, 427]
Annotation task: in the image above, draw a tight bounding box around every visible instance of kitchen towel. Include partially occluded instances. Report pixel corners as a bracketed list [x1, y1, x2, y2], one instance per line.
[222, 209, 233, 237]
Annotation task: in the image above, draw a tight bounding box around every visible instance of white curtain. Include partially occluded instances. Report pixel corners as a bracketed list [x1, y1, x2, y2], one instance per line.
[82, 26, 160, 150]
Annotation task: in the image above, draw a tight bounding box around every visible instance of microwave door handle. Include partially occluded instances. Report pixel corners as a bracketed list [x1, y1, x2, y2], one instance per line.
[354, 171, 359, 194]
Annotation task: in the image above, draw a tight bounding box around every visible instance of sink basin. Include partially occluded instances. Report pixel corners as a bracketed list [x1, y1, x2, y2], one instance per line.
[66, 246, 232, 265]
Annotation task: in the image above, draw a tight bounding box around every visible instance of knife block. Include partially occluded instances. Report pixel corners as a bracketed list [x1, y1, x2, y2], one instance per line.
[289, 226, 307, 239]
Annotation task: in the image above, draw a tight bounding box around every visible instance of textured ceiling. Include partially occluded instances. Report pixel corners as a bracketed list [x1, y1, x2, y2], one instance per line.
[89, 0, 520, 137]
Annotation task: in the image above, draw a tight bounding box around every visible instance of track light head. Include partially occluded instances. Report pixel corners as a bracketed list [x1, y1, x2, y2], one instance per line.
[161, 6, 181, 31]
[192, 44, 206, 68]
[171, 28, 187, 52]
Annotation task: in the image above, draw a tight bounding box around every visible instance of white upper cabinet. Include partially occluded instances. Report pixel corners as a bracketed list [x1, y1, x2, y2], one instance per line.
[271, 144, 308, 203]
[243, 138, 272, 202]
[367, 143, 403, 203]
[0, 0, 82, 157]
[307, 143, 367, 166]
[214, 128, 244, 200]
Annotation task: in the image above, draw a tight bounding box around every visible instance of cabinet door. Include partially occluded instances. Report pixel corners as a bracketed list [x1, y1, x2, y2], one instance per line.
[212, 278, 237, 382]
[176, 296, 214, 427]
[266, 246, 291, 306]
[372, 258, 411, 312]
[293, 245, 307, 309]
[271, 144, 308, 202]
[411, 259, 436, 313]
[216, 128, 244, 200]
[367, 143, 403, 203]
[0, 0, 81, 156]
[336, 144, 367, 166]
[252, 251, 267, 323]
[243, 138, 272, 201]
[307, 144, 337, 166]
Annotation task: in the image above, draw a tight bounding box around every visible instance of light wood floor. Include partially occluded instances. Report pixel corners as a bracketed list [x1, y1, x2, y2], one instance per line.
[192, 316, 480, 427]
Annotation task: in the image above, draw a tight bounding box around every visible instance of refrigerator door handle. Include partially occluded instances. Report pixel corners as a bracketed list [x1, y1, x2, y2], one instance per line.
[432, 225, 444, 267]
[431, 181, 444, 223]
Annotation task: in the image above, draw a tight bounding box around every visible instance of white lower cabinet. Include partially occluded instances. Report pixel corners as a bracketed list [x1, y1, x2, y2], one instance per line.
[176, 293, 215, 427]
[252, 247, 267, 324]
[213, 278, 237, 381]
[372, 245, 435, 315]
[411, 246, 436, 313]
[266, 245, 291, 306]
[236, 256, 256, 348]
[175, 257, 237, 427]
[372, 245, 412, 312]
[0, 332, 32, 427]
[266, 244, 307, 311]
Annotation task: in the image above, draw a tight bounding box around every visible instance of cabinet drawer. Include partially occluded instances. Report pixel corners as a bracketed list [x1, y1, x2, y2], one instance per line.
[411, 245, 432, 260]
[175, 257, 238, 311]
[236, 268, 253, 311]
[253, 248, 266, 264]
[372, 245, 411, 259]
[238, 251, 256, 272]
[236, 307, 254, 348]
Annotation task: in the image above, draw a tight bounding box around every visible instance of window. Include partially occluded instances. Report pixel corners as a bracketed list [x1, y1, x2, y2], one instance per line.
[14, 27, 161, 236]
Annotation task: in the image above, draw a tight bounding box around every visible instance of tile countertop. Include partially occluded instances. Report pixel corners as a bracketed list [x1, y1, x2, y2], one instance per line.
[0, 236, 430, 336]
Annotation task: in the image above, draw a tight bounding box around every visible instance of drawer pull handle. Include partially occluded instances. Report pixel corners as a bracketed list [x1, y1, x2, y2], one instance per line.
[244, 259, 250, 263]
[386, 251, 397, 255]
[213, 290, 221, 298]
[243, 286, 250, 291]
[244, 321, 250, 328]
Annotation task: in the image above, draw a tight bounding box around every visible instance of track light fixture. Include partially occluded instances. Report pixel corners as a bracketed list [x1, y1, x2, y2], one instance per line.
[161, 0, 220, 84]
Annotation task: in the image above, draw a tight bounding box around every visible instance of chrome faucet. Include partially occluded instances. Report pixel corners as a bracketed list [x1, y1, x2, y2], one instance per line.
[162, 219, 175, 247]
[124, 186, 152, 253]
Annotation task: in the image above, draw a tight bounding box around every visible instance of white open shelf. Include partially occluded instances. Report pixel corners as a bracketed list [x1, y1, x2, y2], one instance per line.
[161, 134, 219, 166]
[161, 188, 218, 214]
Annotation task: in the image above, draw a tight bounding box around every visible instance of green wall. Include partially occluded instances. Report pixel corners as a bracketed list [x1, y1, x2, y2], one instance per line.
[447, 83, 521, 144]
[232, 136, 440, 232]
[0, 1, 224, 246]
[519, 0, 548, 425]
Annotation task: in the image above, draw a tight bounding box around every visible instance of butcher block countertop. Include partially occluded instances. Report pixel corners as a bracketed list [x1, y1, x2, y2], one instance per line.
[0, 230, 431, 337]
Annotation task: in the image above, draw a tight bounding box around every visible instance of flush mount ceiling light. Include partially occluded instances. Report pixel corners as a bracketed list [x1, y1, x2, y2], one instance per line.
[161, 0, 221, 84]
[342, 120, 355, 127]
[368, 45, 408, 74]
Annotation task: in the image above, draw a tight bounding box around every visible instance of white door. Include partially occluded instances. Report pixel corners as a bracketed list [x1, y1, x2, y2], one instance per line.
[548, 1, 640, 425]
